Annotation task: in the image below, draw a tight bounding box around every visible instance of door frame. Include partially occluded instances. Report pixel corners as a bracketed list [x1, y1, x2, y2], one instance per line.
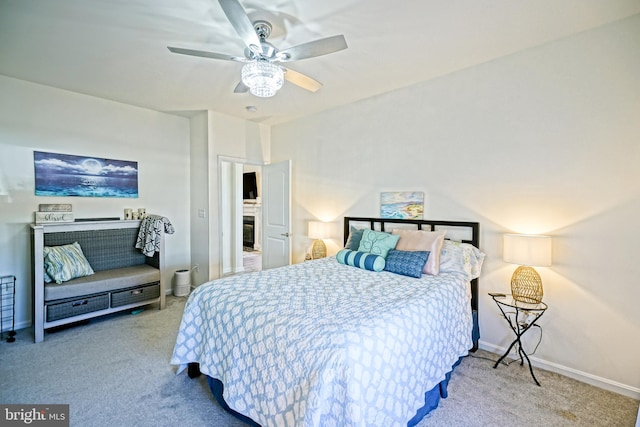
[217, 155, 264, 278]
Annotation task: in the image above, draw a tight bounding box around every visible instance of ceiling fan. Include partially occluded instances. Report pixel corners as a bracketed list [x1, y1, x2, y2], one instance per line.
[168, 0, 348, 97]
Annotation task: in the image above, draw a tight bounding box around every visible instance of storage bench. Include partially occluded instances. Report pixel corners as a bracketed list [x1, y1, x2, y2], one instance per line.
[32, 220, 166, 342]
[45, 281, 160, 322]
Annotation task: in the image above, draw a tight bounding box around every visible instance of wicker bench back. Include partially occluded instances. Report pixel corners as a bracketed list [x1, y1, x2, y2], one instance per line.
[43, 228, 147, 272]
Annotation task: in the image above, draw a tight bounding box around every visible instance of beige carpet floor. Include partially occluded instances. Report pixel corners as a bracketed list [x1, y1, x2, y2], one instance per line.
[1, 296, 637, 426]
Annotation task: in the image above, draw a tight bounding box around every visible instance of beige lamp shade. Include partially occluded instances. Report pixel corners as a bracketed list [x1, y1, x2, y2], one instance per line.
[503, 234, 552, 267]
[308, 221, 331, 240]
[308, 221, 331, 259]
[503, 234, 552, 303]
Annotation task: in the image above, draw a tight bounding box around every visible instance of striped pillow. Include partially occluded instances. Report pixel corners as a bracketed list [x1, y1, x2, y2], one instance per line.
[43, 242, 95, 284]
[336, 249, 385, 272]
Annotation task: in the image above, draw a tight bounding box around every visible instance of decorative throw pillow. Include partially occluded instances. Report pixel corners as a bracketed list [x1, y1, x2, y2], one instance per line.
[357, 229, 400, 258]
[336, 249, 386, 272]
[43, 242, 95, 284]
[344, 226, 366, 251]
[384, 249, 430, 278]
[392, 229, 447, 275]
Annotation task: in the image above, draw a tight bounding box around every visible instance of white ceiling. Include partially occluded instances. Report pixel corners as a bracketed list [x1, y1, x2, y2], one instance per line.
[1, 0, 639, 125]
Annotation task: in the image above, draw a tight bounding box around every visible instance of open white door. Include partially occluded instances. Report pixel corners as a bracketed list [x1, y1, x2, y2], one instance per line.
[261, 160, 291, 269]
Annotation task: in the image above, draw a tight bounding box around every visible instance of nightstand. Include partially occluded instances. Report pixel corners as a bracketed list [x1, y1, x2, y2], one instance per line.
[489, 293, 548, 386]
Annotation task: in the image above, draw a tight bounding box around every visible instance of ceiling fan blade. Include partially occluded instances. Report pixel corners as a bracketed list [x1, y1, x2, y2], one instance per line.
[167, 46, 245, 62]
[234, 81, 249, 93]
[283, 68, 323, 92]
[278, 35, 348, 62]
[218, 0, 261, 50]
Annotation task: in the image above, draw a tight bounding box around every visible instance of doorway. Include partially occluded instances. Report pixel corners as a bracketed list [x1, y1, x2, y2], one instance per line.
[219, 158, 263, 276]
[218, 158, 291, 277]
[241, 164, 262, 273]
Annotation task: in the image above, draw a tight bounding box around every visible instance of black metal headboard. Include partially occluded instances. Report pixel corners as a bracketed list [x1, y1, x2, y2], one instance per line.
[343, 217, 479, 247]
[343, 216, 480, 349]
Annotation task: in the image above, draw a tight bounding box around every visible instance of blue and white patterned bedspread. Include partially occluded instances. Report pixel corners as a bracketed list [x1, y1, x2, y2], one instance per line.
[171, 256, 472, 427]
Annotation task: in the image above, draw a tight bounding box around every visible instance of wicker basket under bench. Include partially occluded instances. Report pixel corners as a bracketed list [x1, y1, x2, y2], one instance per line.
[31, 220, 166, 343]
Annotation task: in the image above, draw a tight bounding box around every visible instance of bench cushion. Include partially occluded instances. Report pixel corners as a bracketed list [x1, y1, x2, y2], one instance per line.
[44, 264, 160, 302]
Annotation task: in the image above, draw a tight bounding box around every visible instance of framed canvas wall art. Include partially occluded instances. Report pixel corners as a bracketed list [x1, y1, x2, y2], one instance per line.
[34, 151, 138, 198]
[380, 191, 424, 219]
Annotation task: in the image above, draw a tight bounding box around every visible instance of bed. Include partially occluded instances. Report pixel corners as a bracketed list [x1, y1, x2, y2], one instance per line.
[171, 217, 484, 426]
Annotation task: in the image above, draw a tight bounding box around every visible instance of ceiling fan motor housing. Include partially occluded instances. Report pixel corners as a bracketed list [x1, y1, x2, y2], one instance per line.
[244, 41, 279, 61]
[244, 20, 288, 61]
[253, 20, 272, 40]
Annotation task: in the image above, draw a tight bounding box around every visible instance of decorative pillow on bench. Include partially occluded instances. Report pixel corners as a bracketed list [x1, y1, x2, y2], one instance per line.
[43, 241, 95, 284]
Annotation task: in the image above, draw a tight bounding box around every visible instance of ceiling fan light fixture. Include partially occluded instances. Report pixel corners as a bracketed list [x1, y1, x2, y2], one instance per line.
[168, 0, 347, 96]
[241, 61, 284, 97]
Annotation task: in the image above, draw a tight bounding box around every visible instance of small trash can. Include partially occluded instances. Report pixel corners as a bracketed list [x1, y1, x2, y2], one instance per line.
[173, 269, 191, 297]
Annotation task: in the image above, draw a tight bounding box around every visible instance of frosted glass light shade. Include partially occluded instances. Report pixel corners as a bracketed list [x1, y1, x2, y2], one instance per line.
[503, 234, 552, 267]
[241, 61, 284, 97]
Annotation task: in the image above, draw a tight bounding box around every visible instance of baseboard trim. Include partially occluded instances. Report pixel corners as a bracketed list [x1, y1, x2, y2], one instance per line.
[479, 340, 640, 399]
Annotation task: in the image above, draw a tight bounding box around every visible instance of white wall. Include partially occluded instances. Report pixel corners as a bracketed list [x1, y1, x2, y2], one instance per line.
[271, 15, 640, 397]
[189, 112, 210, 286]
[206, 112, 270, 280]
[0, 76, 191, 332]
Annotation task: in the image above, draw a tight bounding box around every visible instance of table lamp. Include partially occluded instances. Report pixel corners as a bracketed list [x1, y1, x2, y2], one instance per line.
[308, 221, 330, 259]
[503, 234, 552, 303]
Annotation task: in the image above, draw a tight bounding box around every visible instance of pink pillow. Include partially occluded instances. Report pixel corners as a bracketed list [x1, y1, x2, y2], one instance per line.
[392, 229, 447, 275]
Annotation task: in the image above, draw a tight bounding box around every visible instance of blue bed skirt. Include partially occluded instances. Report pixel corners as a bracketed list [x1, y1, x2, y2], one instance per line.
[406, 356, 463, 426]
[207, 376, 261, 427]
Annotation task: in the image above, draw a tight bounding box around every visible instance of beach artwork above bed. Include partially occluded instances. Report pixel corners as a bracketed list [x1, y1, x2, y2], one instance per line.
[34, 151, 138, 198]
[381, 191, 424, 219]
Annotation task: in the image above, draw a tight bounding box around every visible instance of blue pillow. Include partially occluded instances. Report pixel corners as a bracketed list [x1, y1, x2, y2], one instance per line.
[336, 249, 385, 272]
[357, 229, 400, 258]
[384, 249, 430, 278]
[344, 227, 366, 250]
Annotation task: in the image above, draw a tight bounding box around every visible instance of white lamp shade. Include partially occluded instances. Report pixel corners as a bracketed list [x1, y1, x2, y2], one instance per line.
[503, 234, 552, 267]
[308, 221, 331, 240]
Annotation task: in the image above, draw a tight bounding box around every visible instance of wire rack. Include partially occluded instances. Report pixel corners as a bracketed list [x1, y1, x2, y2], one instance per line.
[1, 275, 16, 342]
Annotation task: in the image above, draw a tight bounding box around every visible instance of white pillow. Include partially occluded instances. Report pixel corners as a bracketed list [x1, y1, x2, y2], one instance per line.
[439, 240, 485, 280]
